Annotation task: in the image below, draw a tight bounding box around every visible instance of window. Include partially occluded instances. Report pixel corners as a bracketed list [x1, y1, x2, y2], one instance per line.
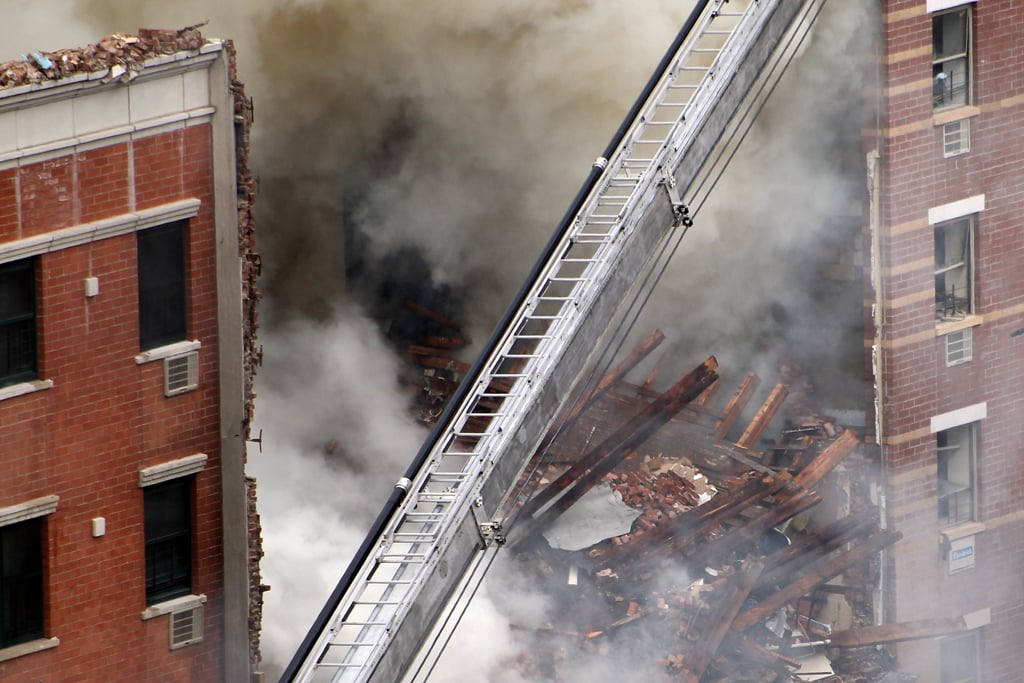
[144, 477, 192, 605]
[937, 422, 976, 526]
[941, 631, 979, 683]
[934, 216, 973, 321]
[933, 7, 970, 109]
[0, 259, 38, 388]
[0, 518, 44, 648]
[138, 221, 187, 351]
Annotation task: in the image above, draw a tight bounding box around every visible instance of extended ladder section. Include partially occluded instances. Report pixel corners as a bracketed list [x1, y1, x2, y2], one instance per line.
[283, 1, 815, 681]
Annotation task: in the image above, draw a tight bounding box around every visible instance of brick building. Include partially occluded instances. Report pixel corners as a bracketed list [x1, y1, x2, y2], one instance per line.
[0, 29, 260, 681]
[873, 0, 1024, 680]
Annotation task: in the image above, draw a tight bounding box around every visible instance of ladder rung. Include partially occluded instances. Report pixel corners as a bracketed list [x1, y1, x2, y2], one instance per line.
[313, 662, 362, 669]
[393, 534, 438, 543]
[379, 553, 429, 562]
[429, 473, 469, 481]
[339, 620, 390, 627]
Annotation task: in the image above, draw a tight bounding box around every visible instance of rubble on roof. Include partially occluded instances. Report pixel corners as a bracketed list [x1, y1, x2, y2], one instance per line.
[0, 24, 209, 90]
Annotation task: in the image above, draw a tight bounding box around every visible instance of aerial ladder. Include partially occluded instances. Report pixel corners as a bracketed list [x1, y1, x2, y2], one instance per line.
[281, 0, 827, 680]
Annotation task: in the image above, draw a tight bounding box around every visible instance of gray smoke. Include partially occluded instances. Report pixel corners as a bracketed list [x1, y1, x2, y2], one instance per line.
[6, 0, 882, 680]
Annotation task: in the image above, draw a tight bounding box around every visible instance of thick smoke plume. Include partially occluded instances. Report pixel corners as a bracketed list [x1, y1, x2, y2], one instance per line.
[7, 0, 879, 680]
[5, 0, 693, 677]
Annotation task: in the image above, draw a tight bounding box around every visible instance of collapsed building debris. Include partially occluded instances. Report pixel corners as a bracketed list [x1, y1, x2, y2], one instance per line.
[480, 330, 902, 682]
[0, 25, 209, 89]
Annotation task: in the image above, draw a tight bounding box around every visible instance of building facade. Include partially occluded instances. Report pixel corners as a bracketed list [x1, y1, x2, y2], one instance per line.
[874, 0, 1024, 680]
[0, 29, 260, 681]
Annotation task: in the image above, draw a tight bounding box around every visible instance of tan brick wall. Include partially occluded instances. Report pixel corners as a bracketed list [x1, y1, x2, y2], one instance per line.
[877, 1, 1024, 679]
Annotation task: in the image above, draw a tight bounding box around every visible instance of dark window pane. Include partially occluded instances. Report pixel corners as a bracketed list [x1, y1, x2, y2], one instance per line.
[933, 10, 967, 59]
[0, 518, 45, 647]
[0, 259, 37, 387]
[144, 478, 192, 605]
[138, 221, 187, 350]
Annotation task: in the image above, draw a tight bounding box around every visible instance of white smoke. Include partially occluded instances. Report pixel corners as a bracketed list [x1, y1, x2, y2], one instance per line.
[253, 311, 428, 669]
[6, 1, 882, 680]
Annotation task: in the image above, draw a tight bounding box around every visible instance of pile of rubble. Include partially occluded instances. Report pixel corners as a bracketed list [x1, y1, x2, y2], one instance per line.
[494, 330, 896, 682]
[1, 25, 208, 90]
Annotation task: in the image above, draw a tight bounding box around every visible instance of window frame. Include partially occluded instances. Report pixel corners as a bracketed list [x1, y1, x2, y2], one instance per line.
[932, 6, 972, 110]
[934, 215, 974, 322]
[936, 421, 977, 527]
[940, 630, 980, 683]
[137, 220, 188, 352]
[143, 477, 194, 606]
[0, 258, 38, 389]
[0, 517, 45, 649]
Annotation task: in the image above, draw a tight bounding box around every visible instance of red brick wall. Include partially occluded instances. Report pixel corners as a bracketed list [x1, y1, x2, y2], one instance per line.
[878, 1, 1024, 680]
[0, 124, 226, 682]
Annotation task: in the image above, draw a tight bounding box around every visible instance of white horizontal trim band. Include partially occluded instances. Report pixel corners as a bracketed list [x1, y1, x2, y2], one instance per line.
[140, 593, 207, 621]
[926, 0, 976, 13]
[139, 453, 207, 488]
[0, 494, 59, 527]
[0, 378, 54, 402]
[928, 194, 984, 225]
[0, 198, 200, 265]
[931, 402, 986, 433]
[0, 637, 60, 663]
[135, 339, 201, 365]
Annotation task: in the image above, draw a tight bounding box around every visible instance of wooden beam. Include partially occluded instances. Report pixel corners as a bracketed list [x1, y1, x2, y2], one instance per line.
[682, 560, 764, 683]
[829, 614, 980, 648]
[511, 357, 718, 546]
[792, 428, 860, 490]
[698, 488, 822, 567]
[539, 329, 665, 454]
[715, 372, 761, 439]
[759, 512, 876, 587]
[735, 383, 789, 448]
[731, 529, 903, 631]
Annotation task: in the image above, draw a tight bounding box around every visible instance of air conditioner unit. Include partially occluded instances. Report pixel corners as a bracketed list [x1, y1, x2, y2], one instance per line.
[169, 604, 204, 650]
[164, 351, 199, 397]
[946, 327, 973, 367]
[943, 119, 970, 158]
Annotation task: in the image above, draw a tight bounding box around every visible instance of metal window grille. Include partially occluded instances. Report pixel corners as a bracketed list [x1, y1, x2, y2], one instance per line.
[169, 605, 204, 649]
[943, 118, 970, 158]
[946, 328, 972, 366]
[934, 217, 973, 321]
[164, 351, 199, 396]
[937, 423, 976, 527]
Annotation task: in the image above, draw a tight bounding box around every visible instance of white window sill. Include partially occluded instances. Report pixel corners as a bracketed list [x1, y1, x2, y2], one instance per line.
[936, 314, 983, 337]
[941, 521, 986, 542]
[0, 637, 59, 663]
[933, 105, 980, 127]
[141, 593, 206, 621]
[0, 379, 53, 402]
[135, 340, 201, 365]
